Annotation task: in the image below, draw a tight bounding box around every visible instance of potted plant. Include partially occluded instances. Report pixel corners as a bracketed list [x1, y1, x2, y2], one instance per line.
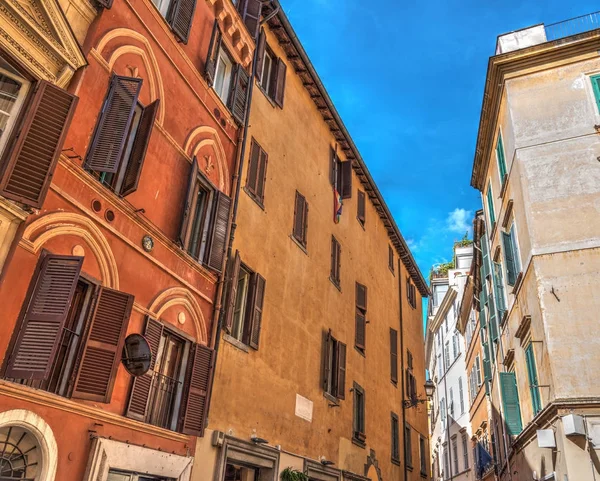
[281, 467, 309, 481]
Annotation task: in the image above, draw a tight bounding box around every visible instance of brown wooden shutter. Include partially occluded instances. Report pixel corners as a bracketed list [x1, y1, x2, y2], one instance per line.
[340, 160, 352, 199]
[206, 191, 231, 272]
[170, 0, 197, 44]
[94, 0, 113, 8]
[240, 0, 262, 39]
[182, 343, 215, 436]
[178, 157, 199, 247]
[0, 81, 77, 208]
[355, 310, 366, 351]
[329, 147, 337, 187]
[229, 65, 250, 125]
[126, 317, 163, 421]
[322, 330, 332, 392]
[357, 190, 366, 224]
[248, 273, 265, 350]
[356, 282, 367, 311]
[273, 58, 287, 108]
[390, 328, 398, 384]
[85, 76, 142, 173]
[223, 251, 241, 334]
[301, 198, 309, 246]
[389, 245, 394, 272]
[246, 140, 260, 196]
[121, 99, 160, 196]
[255, 29, 266, 85]
[204, 21, 222, 86]
[292, 191, 306, 245]
[330, 236, 337, 283]
[336, 341, 346, 400]
[256, 149, 268, 202]
[4, 253, 83, 380]
[72, 287, 134, 402]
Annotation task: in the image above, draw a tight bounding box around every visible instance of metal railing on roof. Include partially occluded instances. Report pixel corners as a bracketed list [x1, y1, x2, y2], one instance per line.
[545, 10, 600, 41]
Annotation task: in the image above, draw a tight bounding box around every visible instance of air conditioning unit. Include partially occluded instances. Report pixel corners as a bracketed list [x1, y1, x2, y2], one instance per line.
[212, 430, 225, 447]
[537, 429, 556, 448]
[562, 414, 585, 437]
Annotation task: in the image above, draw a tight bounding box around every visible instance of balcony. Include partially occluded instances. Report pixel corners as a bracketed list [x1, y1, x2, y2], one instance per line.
[496, 10, 600, 54]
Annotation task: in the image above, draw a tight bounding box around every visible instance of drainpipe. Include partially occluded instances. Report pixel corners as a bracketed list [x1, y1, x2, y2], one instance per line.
[398, 258, 408, 481]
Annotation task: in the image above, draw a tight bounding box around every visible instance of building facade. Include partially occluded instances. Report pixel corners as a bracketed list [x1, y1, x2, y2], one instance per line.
[193, 3, 431, 481]
[0, 0, 255, 478]
[470, 13, 600, 481]
[426, 245, 474, 481]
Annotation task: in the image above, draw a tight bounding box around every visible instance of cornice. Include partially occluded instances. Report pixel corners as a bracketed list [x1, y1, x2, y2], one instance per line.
[206, 0, 253, 67]
[471, 29, 600, 191]
[430, 286, 458, 333]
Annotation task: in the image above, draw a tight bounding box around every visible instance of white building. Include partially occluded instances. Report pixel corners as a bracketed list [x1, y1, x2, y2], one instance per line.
[426, 245, 474, 481]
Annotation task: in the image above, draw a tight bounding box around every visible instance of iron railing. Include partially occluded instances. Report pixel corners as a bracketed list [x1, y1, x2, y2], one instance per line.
[147, 372, 181, 430]
[545, 11, 600, 41]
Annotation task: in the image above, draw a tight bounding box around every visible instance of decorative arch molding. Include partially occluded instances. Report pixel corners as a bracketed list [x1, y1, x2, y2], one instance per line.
[0, 409, 58, 481]
[94, 28, 165, 125]
[184, 125, 230, 194]
[148, 287, 208, 344]
[21, 212, 119, 290]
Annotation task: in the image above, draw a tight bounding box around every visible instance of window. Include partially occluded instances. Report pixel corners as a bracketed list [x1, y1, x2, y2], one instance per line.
[406, 349, 416, 402]
[437, 354, 442, 380]
[404, 425, 412, 468]
[475, 355, 482, 385]
[235, 0, 263, 39]
[179, 158, 231, 273]
[406, 278, 417, 308]
[419, 436, 427, 475]
[462, 433, 469, 470]
[496, 131, 507, 184]
[330, 236, 341, 287]
[0, 57, 30, 156]
[452, 332, 459, 359]
[452, 437, 459, 474]
[390, 328, 398, 384]
[388, 245, 394, 274]
[323, 330, 346, 400]
[292, 191, 309, 248]
[214, 47, 234, 104]
[440, 398, 446, 426]
[433, 284, 448, 307]
[85, 75, 159, 197]
[444, 342, 450, 369]
[150, 0, 195, 42]
[224, 463, 260, 481]
[357, 189, 366, 225]
[486, 184, 496, 227]
[502, 222, 521, 286]
[224, 252, 266, 350]
[459, 377, 464, 414]
[499, 372, 523, 436]
[444, 449, 449, 477]
[353, 382, 366, 445]
[391, 413, 400, 464]
[108, 471, 171, 481]
[256, 41, 286, 108]
[355, 283, 367, 353]
[591, 74, 600, 113]
[330, 148, 352, 199]
[525, 344, 542, 415]
[407, 349, 414, 370]
[246, 138, 268, 205]
[151, 0, 172, 19]
[449, 387, 454, 418]
[4, 252, 133, 404]
[493, 262, 507, 318]
[0, 425, 41, 481]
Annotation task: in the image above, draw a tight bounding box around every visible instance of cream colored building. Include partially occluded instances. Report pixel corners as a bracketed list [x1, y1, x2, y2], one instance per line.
[471, 12, 600, 481]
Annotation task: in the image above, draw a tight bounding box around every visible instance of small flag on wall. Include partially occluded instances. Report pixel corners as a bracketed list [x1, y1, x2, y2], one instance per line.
[333, 188, 343, 224]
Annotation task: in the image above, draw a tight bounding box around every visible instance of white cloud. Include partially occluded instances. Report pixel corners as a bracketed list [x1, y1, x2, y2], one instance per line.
[446, 208, 473, 235]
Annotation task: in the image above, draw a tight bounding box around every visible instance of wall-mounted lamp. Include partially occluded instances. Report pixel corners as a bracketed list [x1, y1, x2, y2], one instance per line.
[403, 379, 435, 409]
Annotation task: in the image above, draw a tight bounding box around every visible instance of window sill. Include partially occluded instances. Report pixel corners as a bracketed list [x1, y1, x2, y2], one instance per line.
[356, 217, 365, 230]
[255, 82, 278, 109]
[391, 458, 401, 466]
[323, 391, 339, 406]
[388, 265, 395, 276]
[499, 175, 509, 199]
[406, 465, 413, 472]
[391, 380, 398, 388]
[420, 471, 428, 478]
[352, 437, 366, 449]
[329, 276, 341, 292]
[511, 272, 524, 296]
[489, 221, 498, 243]
[243, 187, 265, 211]
[290, 235, 308, 255]
[223, 333, 250, 353]
[355, 346, 365, 358]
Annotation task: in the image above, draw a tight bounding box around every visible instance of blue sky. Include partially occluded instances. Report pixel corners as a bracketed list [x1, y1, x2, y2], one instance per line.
[279, 0, 598, 280]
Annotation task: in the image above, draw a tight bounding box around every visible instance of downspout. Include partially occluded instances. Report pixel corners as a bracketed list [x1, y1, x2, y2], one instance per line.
[443, 329, 454, 481]
[398, 258, 408, 481]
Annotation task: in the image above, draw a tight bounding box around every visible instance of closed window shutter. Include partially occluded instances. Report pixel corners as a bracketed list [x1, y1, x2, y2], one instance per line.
[255, 30, 266, 84]
[488, 294, 498, 342]
[4, 253, 83, 380]
[72, 287, 134, 402]
[182, 343, 215, 437]
[229, 65, 250, 125]
[592, 75, 600, 112]
[121, 99, 160, 196]
[340, 161, 352, 199]
[256, 149, 268, 202]
[502, 231, 517, 285]
[525, 344, 542, 415]
[169, 0, 197, 44]
[322, 330, 332, 393]
[223, 251, 241, 334]
[355, 310, 366, 351]
[248, 273, 265, 350]
[493, 262, 506, 315]
[0, 81, 77, 208]
[273, 58, 287, 108]
[178, 157, 199, 247]
[500, 372, 523, 436]
[496, 133, 507, 180]
[240, 0, 262, 39]
[126, 317, 163, 421]
[206, 191, 231, 272]
[390, 328, 398, 384]
[204, 22, 222, 86]
[293, 192, 306, 244]
[481, 235, 490, 278]
[486, 187, 496, 226]
[246, 140, 260, 196]
[357, 190, 366, 224]
[330, 236, 340, 284]
[85, 76, 142, 173]
[336, 341, 346, 400]
[356, 283, 367, 311]
[329, 147, 338, 186]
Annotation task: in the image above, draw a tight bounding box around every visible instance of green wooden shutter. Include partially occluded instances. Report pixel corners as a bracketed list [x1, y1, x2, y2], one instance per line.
[481, 234, 490, 279]
[488, 294, 498, 343]
[486, 186, 496, 226]
[502, 231, 517, 286]
[525, 344, 542, 415]
[500, 372, 523, 436]
[493, 262, 507, 317]
[496, 132, 507, 181]
[591, 75, 600, 113]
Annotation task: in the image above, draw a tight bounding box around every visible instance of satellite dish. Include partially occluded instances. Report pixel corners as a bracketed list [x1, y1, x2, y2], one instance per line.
[121, 334, 152, 376]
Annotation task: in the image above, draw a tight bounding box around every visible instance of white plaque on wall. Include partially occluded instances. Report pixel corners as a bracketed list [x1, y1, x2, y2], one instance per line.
[295, 394, 313, 422]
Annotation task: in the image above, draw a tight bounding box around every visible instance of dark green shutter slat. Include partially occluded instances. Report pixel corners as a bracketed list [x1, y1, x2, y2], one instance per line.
[486, 186, 495, 226]
[492, 262, 507, 318]
[496, 132, 507, 181]
[488, 294, 498, 343]
[525, 344, 542, 415]
[592, 75, 600, 112]
[500, 372, 523, 436]
[502, 231, 517, 286]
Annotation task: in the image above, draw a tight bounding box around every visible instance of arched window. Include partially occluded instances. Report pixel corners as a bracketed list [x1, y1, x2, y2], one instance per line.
[0, 425, 41, 480]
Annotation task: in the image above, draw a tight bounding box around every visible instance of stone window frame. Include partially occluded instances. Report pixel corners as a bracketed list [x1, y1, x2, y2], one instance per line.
[304, 459, 341, 481]
[214, 437, 280, 481]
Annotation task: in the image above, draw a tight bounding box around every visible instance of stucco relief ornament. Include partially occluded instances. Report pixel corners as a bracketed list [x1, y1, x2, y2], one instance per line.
[204, 154, 214, 175]
[126, 65, 139, 78]
[142, 235, 154, 252]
